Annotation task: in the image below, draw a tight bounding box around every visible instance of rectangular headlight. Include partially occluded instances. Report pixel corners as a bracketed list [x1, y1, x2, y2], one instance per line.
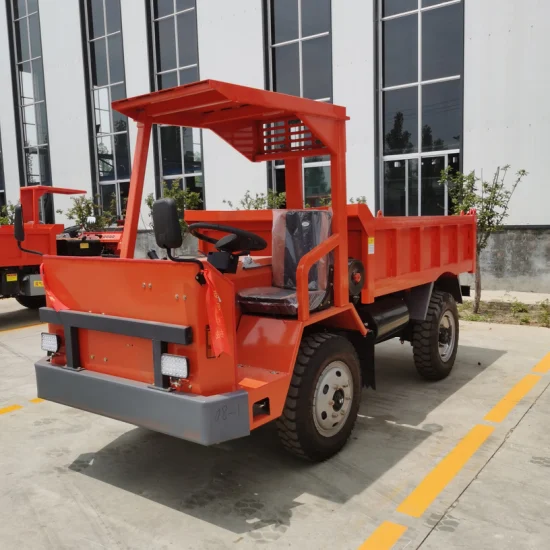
[41, 333, 60, 353]
[161, 354, 189, 379]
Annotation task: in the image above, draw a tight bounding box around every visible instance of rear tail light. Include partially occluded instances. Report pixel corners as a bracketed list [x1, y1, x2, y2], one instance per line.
[41, 333, 61, 353]
[161, 354, 189, 379]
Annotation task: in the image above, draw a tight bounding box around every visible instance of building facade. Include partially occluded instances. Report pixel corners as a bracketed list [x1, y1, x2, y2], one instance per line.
[0, 0, 548, 235]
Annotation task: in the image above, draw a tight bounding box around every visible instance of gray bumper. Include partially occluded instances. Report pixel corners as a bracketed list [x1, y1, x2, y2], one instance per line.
[35, 359, 250, 445]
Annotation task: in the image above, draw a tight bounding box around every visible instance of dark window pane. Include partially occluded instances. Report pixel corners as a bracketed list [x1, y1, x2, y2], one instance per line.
[408, 159, 418, 215]
[185, 175, 204, 206]
[106, 0, 122, 33]
[422, 79, 462, 152]
[111, 83, 128, 129]
[422, 0, 449, 6]
[27, 0, 38, 12]
[273, 43, 299, 96]
[38, 146, 51, 184]
[301, 0, 330, 37]
[119, 181, 129, 216]
[422, 3, 463, 81]
[305, 165, 331, 207]
[114, 133, 130, 180]
[179, 66, 198, 85]
[383, 87, 418, 155]
[274, 167, 285, 194]
[100, 183, 116, 212]
[35, 102, 48, 144]
[94, 87, 111, 134]
[421, 156, 445, 215]
[156, 18, 177, 71]
[158, 71, 178, 89]
[14, 0, 26, 18]
[177, 11, 198, 67]
[449, 152, 460, 173]
[89, 0, 105, 38]
[160, 126, 182, 176]
[108, 33, 125, 83]
[19, 62, 33, 104]
[23, 105, 37, 146]
[32, 59, 45, 102]
[97, 135, 115, 181]
[28, 14, 42, 57]
[383, 14, 417, 87]
[91, 38, 108, 86]
[271, 0, 298, 44]
[176, 0, 195, 11]
[154, 0, 174, 18]
[302, 35, 332, 100]
[183, 127, 202, 173]
[384, 161, 406, 216]
[383, 0, 417, 17]
[15, 18, 30, 62]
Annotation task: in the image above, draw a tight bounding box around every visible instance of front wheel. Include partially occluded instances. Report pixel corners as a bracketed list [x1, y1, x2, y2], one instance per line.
[276, 333, 362, 462]
[15, 295, 46, 310]
[412, 290, 459, 381]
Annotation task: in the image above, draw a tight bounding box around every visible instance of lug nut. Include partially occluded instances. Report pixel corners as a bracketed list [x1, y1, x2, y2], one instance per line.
[328, 400, 334, 407]
[332, 412, 338, 418]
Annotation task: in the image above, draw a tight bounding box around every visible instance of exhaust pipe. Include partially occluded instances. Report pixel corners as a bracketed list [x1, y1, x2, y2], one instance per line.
[358, 297, 410, 343]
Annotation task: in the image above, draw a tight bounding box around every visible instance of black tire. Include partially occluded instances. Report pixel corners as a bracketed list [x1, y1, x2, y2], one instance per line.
[276, 332, 362, 462]
[412, 290, 459, 381]
[15, 295, 46, 310]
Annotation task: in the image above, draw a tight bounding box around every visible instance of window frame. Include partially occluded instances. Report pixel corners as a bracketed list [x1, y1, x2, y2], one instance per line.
[149, 0, 205, 205]
[82, 0, 131, 219]
[378, 0, 464, 216]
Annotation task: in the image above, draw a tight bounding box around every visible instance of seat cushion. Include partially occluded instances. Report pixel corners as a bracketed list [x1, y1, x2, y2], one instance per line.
[238, 286, 327, 316]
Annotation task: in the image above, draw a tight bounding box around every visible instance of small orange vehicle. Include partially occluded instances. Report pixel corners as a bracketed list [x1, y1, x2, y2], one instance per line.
[27, 81, 476, 461]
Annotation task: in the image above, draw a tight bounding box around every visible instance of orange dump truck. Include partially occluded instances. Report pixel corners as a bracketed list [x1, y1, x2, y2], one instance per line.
[28, 80, 475, 461]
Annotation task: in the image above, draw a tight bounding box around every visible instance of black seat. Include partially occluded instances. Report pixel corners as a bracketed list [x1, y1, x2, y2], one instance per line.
[238, 210, 332, 316]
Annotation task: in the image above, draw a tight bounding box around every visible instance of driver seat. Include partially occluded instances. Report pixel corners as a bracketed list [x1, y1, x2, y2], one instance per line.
[237, 210, 332, 316]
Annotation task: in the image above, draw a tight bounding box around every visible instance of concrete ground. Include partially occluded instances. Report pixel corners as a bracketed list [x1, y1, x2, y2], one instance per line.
[1, 298, 550, 549]
[465, 289, 550, 305]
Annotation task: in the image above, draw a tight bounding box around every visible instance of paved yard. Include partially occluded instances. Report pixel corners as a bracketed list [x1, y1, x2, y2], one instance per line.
[1, 298, 549, 549]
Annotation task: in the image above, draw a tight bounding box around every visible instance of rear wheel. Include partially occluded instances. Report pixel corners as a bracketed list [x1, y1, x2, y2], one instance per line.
[15, 295, 46, 310]
[276, 333, 362, 461]
[412, 290, 459, 381]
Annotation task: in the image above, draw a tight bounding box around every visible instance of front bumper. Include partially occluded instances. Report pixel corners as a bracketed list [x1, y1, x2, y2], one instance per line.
[35, 359, 250, 445]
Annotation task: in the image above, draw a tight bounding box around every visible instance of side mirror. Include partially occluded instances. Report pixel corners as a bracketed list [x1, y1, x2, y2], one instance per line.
[152, 198, 183, 250]
[14, 204, 25, 242]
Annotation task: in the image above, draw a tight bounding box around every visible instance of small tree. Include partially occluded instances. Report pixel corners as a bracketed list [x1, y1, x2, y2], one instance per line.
[57, 195, 116, 232]
[145, 179, 202, 236]
[0, 202, 16, 226]
[440, 165, 527, 313]
[223, 190, 286, 210]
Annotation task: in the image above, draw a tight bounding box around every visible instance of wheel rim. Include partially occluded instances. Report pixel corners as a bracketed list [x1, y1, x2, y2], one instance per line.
[438, 311, 456, 362]
[313, 360, 353, 437]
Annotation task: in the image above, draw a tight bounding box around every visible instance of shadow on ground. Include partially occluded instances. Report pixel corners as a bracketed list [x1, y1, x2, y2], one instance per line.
[67, 341, 505, 538]
[0, 305, 41, 331]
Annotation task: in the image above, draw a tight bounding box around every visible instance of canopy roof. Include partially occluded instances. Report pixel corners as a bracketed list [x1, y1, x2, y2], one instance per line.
[112, 79, 348, 162]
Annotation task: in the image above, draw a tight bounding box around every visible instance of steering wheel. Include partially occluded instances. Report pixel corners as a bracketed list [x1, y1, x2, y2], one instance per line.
[188, 223, 267, 254]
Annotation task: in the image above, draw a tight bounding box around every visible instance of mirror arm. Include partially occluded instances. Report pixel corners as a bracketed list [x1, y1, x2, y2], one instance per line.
[166, 249, 206, 285]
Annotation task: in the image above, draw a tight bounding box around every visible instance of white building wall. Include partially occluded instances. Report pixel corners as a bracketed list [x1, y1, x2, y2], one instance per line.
[0, 2, 22, 204]
[120, 0, 155, 227]
[195, 0, 267, 210]
[332, 0, 376, 207]
[463, 0, 550, 226]
[38, 0, 93, 224]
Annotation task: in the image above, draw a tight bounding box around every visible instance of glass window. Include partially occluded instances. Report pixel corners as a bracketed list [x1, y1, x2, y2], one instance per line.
[154, 0, 174, 18]
[383, 14, 418, 87]
[383, 0, 417, 17]
[160, 126, 183, 176]
[408, 159, 418, 215]
[302, 35, 332, 100]
[271, 0, 298, 44]
[28, 13, 41, 57]
[177, 0, 194, 11]
[305, 165, 331, 207]
[383, 87, 418, 155]
[158, 71, 178, 90]
[85, 0, 130, 218]
[156, 17, 177, 71]
[422, 79, 462, 152]
[177, 10, 198, 67]
[384, 161, 406, 216]
[421, 156, 445, 215]
[14, 0, 26, 18]
[301, 0, 331, 37]
[273, 44, 300, 96]
[422, 2, 464, 81]
[15, 18, 29, 62]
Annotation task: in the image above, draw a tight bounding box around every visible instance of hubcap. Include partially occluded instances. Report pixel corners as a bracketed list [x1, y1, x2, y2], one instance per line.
[438, 311, 456, 362]
[313, 361, 353, 437]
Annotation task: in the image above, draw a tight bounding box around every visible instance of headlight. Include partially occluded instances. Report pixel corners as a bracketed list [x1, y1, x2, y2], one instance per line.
[161, 354, 189, 379]
[41, 333, 61, 353]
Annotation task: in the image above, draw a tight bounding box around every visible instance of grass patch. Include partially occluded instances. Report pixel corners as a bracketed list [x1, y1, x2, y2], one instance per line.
[458, 300, 550, 328]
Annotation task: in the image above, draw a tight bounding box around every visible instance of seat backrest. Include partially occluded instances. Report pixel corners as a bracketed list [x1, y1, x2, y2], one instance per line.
[272, 210, 332, 291]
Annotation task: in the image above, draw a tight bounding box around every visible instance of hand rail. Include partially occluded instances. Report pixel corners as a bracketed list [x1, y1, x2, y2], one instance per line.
[295, 233, 340, 321]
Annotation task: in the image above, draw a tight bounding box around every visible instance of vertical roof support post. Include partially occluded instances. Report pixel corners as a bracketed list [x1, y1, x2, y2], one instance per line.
[120, 120, 152, 259]
[285, 158, 304, 209]
[331, 120, 349, 307]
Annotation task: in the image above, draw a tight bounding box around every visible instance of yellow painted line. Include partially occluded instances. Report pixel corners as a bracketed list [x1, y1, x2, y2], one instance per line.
[0, 322, 46, 334]
[397, 424, 494, 518]
[484, 374, 541, 423]
[0, 404, 23, 415]
[532, 353, 550, 374]
[358, 521, 407, 550]
[30, 398, 44, 404]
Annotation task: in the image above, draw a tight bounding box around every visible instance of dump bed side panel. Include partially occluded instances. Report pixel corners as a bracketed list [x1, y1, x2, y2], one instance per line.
[0, 225, 62, 268]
